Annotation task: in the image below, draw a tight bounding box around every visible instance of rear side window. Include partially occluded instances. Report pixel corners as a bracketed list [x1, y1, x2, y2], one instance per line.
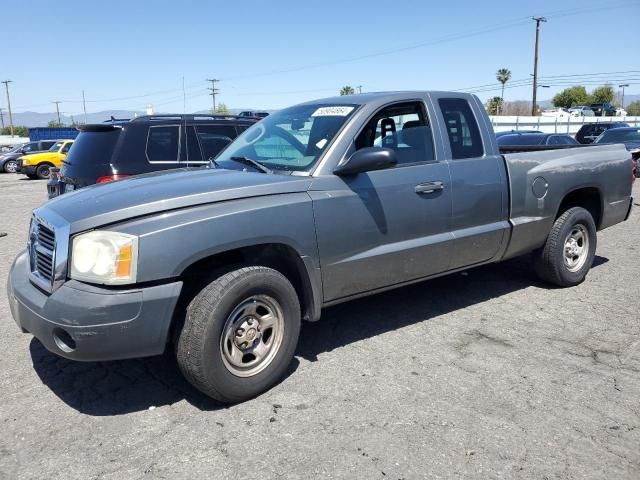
[42, 141, 56, 150]
[438, 98, 484, 159]
[147, 125, 180, 162]
[196, 125, 237, 160]
[64, 130, 120, 165]
[61, 142, 72, 153]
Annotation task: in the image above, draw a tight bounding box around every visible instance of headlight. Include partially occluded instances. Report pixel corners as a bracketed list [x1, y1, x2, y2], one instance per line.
[70, 231, 138, 285]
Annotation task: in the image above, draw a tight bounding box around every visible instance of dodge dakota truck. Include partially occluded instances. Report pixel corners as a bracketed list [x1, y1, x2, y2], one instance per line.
[7, 92, 634, 403]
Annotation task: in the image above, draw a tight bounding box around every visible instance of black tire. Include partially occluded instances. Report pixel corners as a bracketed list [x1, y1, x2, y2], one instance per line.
[36, 164, 52, 180]
[3, 160, 18, 173]
[176, 266, 301, 403]
[533, 207, 597, 287]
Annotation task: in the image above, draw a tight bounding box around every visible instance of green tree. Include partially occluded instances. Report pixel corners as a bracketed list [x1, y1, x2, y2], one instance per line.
[215, 103, 230, 115]
[1, 126, 29, 137]
[496, 68, 511, 113]
[590, 84, 615, 104]
[340, 86, 355, 96]
[47, 120, 65, 128]
[485, 96, 503, 116]
[552, 86, 589, 108]
[626, 101, 640, 116]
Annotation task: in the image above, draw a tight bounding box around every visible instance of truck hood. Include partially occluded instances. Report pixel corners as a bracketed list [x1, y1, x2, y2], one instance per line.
[39, 167, 313, 233]
[20, 152, 60, 164]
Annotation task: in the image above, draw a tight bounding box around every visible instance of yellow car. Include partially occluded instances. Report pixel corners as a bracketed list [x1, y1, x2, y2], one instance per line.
[18, 140, 74, 179]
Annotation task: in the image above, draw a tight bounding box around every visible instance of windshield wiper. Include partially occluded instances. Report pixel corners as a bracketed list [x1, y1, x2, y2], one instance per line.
[229, 156, 273, 174]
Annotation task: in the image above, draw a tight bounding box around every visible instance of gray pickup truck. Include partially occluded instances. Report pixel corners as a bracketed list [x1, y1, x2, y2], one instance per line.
[7, 92, 634, 403]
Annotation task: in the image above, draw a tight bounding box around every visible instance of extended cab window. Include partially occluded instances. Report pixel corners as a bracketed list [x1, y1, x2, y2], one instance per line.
[438, 98, 484, 159]
[356, 101, 435, 165]
[147, 125, 180, 162]
[61, 142, 72, 153]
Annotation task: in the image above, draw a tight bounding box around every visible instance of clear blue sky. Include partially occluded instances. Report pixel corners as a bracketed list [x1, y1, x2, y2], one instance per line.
[2, 0, 639, 114]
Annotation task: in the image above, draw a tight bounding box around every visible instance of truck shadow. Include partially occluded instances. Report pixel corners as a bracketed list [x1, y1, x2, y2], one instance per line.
[29, 255, 609, 416]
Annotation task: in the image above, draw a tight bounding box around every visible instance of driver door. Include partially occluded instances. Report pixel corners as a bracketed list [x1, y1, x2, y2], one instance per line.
[310, 100, 453, 301]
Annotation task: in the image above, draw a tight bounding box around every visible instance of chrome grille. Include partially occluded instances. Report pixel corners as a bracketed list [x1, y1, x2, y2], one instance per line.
[27, 211, 69, 294]
[28, 219, 56, 291]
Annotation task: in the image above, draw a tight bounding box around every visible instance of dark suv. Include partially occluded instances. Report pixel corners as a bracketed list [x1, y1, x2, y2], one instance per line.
[589, 103, 617, 117]
[574, 122, 629, 144]
[48, 114, 257, 198]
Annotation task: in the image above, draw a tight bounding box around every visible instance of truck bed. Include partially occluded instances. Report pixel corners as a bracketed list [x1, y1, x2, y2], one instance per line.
[500, 143, 633, 260]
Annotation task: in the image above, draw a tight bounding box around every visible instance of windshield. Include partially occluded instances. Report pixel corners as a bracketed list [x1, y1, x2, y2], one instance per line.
[595, 129, 640, 144]
[49, 141, 64, 152]
[212, 103, 358, 172]
[5, 143, 26, 153]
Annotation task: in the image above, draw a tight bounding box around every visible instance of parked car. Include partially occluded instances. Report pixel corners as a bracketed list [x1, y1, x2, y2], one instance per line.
[575, 122, 629, 144]
[8, 91, 633, 403]
[541, 108, 570, 118]
[0, 140, 57, 173]
[238, 111, 269, 119]
[569, 106, 595, 117]
[497, 132, 578, 146]
[590, 103, 617, 117]
[593, 127, 640, 177]
[16, 140, 73, 179]
[495, 130, 542, 138]
[47, 114, 258, 198]
[615, 108, 628, 117]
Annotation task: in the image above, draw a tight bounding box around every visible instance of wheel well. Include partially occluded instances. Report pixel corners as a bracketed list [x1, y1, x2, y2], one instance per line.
[178, 243, 316, 322]
[36, 162, 55, 168]
[556, 187, 602, 229]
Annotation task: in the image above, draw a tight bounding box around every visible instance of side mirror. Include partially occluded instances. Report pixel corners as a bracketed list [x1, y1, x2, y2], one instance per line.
[334, 147, 397, 175]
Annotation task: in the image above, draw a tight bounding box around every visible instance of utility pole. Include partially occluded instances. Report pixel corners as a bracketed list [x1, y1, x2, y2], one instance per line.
[356, 85, 362, 94]
[619, 84, 629, 109]
[82, 90, 87, 124]
[206, 78, 220, 113]
[2, 80, 15, 137]
[531, 16, 546, 116]
[52, 101, 62, 125]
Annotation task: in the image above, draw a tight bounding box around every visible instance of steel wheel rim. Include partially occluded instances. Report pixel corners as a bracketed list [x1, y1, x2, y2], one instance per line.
[220, 294, 285, 377]
[563, 224, 589, 272]
[39, 167, 50, 179]
[5, 161, 17, 173]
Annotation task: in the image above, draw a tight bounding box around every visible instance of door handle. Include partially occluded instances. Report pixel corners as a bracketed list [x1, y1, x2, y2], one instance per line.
[414, 181, 444, 194]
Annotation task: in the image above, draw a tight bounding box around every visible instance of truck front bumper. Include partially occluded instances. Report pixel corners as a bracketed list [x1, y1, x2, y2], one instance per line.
[20, 165, 37, 176]
[7, 249, 183, 361]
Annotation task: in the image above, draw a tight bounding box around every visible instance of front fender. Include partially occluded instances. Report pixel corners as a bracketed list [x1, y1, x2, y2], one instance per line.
[113, 193, 320, 282]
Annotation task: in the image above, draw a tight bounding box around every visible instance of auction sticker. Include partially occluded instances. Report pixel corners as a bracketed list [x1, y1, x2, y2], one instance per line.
[311, 106, 354, 117]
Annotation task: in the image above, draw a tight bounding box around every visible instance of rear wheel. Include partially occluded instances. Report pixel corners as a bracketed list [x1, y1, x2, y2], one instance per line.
[176, 266, 301, 403]
[533, 207, 597, 287]
[36, 164, 52, 180]
[3, 160, 18, 173]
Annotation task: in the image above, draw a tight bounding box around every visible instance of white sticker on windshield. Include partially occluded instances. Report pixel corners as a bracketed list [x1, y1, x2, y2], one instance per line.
[315, 138, 328, 149]
[311, 106, 354, 117]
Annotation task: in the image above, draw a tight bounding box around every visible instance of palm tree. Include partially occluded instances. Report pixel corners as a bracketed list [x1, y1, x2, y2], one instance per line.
[340, 86, 355, 96]
[496, 68, 512, 114]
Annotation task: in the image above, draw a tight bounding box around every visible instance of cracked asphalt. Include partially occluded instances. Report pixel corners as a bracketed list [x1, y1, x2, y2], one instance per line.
[0, 173, 639, 479]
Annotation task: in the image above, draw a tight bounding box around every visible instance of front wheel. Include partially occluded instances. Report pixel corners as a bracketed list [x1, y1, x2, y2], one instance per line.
[36, 164, 52, 180]
[176, 266, 301, 403]
[533, 207, 597, 287]
[3, 160, 18, 173]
